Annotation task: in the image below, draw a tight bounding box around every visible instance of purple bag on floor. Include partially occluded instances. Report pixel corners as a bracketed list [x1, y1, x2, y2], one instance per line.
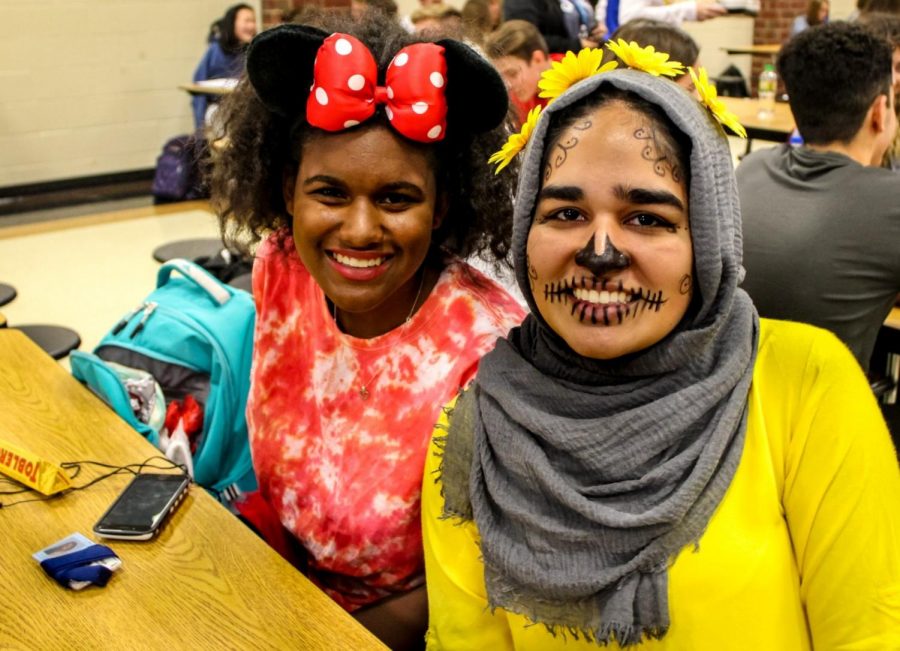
[151, 135, 207, 202]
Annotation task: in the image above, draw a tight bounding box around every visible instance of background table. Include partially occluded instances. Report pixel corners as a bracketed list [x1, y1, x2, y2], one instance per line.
[880, 307, 900, 405]
[722, 43, 781, 57]
[885, 307, 900, 331]
[0, 330, 385, 650]
[720, 96, 795, 153]
[178, 80, 236, 96]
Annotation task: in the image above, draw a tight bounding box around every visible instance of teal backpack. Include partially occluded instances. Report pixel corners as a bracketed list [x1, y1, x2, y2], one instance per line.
[71, 259, 257, 501]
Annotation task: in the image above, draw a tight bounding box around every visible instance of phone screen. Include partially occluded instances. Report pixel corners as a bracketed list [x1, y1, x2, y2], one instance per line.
[96, 473, 189, 534]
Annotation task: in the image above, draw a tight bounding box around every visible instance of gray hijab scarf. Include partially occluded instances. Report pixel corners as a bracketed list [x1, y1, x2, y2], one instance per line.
[439, 71, 759, 646]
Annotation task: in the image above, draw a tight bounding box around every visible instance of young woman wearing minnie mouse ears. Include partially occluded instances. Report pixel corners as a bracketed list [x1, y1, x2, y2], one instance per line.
[209, 12, 526, 649]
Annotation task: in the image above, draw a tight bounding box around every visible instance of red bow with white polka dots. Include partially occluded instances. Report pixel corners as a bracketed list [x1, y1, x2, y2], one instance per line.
[306, 33, 448, 143]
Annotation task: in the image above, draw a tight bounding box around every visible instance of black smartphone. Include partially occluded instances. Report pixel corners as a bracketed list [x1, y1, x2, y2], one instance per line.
[93, 473, 191, 541]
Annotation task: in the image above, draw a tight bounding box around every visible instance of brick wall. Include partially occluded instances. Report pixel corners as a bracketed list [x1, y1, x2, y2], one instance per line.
[262, 0, 350, 27]
[262, 0, 287, 26]
[750, 0, 807, 92]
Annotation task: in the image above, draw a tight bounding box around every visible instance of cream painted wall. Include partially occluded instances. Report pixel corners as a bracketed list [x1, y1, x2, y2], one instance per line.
[0, 0, 260, 187]
[829, 0, 856, 19]
[683, 15, 755, 88]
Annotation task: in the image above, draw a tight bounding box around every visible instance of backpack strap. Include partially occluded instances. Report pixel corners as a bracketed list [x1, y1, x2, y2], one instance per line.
[157, 258, 231, 306]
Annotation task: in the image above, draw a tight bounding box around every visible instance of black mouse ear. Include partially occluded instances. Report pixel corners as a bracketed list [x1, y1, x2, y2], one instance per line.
[246, 24, 329, 117]
[437, 39, 509, 136]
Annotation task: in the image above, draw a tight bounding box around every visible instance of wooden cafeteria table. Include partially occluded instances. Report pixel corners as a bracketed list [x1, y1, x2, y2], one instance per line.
[722, 43, 781, 57]
[878, 307, 900, 404]
[178, 81, 235, 96]
[0, 330, 385, 650]
[719, 96, 795, 153]
[885, 307, 900, 331]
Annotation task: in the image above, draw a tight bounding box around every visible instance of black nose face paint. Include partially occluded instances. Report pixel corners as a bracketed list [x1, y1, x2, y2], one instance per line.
[574, 235, 630, 276]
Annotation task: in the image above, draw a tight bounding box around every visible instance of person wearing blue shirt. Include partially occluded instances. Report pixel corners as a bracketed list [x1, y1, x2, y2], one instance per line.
[192, 4, 257, 130]
[791, 0, 829, 36]
[596, 0, 726, 34]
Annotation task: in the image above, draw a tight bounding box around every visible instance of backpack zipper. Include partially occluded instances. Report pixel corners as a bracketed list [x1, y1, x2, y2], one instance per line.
[129, 302, 158, 339]
[111, 301, 147, 335]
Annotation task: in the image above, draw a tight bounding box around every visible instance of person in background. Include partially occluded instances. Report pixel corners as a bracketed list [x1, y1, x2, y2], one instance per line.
[601, 18, 700, 92]
[191, 3, 257, 131]
[859, 11, 900, 170]
[600, 0, 726, 35]
[485, 20, 556, 125]
[860, 0, 900, 16]
[423, 59, 900, 650]
[410, 3, 464, 35]
[209, 13, 525, 650]
[400, 0, 445, 32]
[351, 0, 400, 20]
[737, 22, 899, 373]
[461, 0, 502, 45]
[504, 0, 604, 55]
[791, 0, 829, 36]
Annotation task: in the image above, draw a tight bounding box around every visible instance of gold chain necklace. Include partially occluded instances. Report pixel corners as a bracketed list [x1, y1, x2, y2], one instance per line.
[334, 271, 428, 400]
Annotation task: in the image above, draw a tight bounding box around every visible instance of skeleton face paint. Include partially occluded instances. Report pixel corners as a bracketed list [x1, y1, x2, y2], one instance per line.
[526, 101, 693, 360]
[574, 234, 631, 276]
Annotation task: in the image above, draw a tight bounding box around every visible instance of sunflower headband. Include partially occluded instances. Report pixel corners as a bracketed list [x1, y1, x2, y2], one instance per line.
[488, 39, 747, 173]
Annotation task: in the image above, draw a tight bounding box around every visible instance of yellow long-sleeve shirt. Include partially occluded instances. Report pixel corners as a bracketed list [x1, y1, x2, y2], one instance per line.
[422, 319, 900, 650]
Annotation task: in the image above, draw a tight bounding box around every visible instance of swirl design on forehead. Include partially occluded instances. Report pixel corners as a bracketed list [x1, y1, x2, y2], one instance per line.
[633, 123, 682, 183]
[543, 118, 594, 182]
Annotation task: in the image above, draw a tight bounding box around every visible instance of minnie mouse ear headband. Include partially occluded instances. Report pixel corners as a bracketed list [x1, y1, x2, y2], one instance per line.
[246, 23, 509, 143]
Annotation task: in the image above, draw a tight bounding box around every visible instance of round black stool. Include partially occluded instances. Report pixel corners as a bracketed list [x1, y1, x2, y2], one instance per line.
[0, 283, 17, 307]
[228, 273, 252, 292]
[0, 283, 82, 359]
[152, 238, 224, 263]
[17, 325, 81, 360]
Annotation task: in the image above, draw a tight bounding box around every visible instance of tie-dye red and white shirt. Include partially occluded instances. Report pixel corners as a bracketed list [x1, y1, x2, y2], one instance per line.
[247, 236, 525, 611]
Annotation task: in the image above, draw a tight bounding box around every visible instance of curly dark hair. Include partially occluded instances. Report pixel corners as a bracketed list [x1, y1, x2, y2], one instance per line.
[210, 11, 518, 269]
[779, 22, 893, 144]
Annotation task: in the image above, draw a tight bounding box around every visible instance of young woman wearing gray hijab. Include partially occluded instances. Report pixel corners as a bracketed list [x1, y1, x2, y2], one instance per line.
[421, 68, 900, 649]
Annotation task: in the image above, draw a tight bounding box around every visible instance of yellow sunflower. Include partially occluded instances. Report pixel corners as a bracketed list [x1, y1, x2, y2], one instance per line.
[537, 48, 617, 101]
[605, 39, 684, 77]
[689, 66, 747, 138]
[488, 105, 542, 173]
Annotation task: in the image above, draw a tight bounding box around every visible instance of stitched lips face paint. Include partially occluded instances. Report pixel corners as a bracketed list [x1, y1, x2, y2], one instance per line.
[527, 102, 693, 360]
[542, 276, 667, 325]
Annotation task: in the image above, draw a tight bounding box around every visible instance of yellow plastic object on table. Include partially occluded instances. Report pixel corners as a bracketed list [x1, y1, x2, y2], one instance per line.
[0, 438, 72, 495]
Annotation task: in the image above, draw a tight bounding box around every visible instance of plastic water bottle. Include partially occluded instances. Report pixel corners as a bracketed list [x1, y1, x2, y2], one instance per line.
[757, 64, 777, 119]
